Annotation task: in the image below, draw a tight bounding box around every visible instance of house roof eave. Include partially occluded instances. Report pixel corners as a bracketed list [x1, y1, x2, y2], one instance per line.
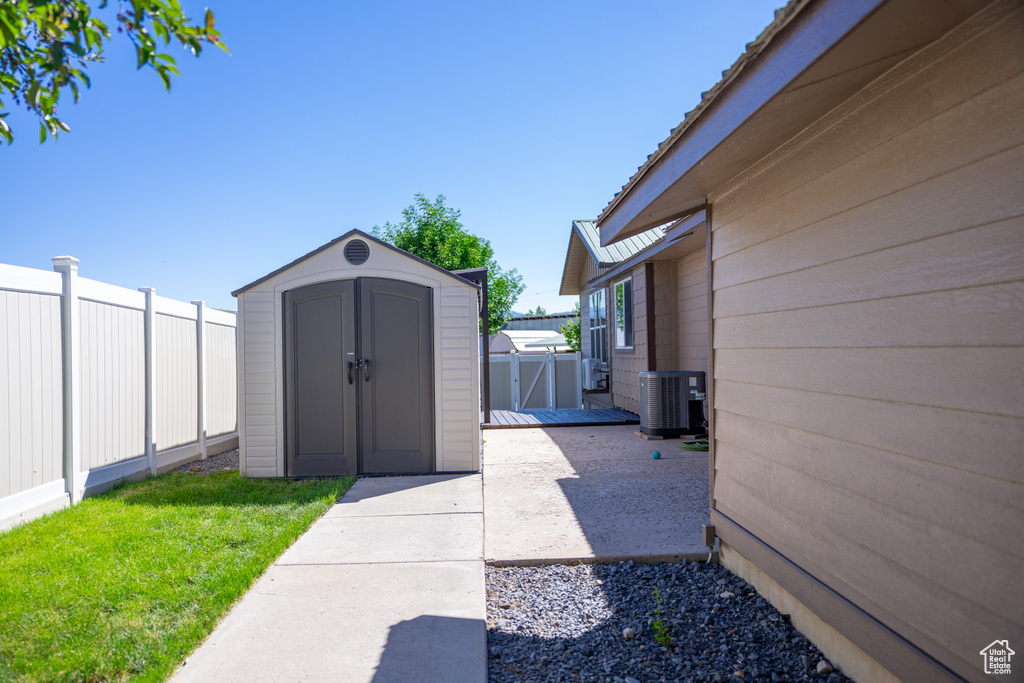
[596, 0, 988, 246]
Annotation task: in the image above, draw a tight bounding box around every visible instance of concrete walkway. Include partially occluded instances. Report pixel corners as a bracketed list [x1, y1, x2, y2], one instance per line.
[173, 474, 486, 683]
[174, 424, 710, 681]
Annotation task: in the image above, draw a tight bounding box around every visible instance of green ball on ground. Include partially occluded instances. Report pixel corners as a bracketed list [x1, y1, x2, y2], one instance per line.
[652, 451, 661, 459]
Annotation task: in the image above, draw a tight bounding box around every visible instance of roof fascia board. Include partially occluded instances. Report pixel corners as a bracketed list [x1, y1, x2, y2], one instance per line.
[587, 232, 693, 290]
[233, 229, 478, 296]
[665, 208, 707, 241]
[559, 230, 588, 296]
[597, 0, 886, 246]
[572, 221, 605, 265]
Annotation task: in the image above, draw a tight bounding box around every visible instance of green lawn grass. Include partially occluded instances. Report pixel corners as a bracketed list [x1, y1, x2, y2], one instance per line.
[0, 471, 354, 682]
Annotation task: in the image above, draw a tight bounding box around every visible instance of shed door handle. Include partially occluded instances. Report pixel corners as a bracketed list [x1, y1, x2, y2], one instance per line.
[362, 358, 371, 382]
[347, 361, 355, 384]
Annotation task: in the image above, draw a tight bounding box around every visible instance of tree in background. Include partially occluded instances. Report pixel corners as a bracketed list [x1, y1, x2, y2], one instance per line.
[373, 194, 525, 335]
[526, 306, 547, 316]
[0, 1, 226, 144]
[560, 301, 581, 353]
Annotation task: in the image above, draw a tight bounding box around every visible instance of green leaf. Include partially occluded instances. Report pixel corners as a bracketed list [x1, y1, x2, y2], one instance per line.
[26, 81, 41, 109]
[204, 8, 214, 32]
[39, 122, 47, 143]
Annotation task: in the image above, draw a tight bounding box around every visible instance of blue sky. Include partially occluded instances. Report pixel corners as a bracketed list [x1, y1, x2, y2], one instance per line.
[1, 1, 782, 313]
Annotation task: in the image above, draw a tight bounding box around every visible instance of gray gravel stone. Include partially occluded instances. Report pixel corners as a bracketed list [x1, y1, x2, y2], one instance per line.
[169, 448, 238, 474]
[486, 560, 852, 682]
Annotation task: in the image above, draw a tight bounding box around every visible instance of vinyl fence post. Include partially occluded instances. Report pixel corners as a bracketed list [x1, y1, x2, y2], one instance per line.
[512, 352, 520, 412]
[139, 287, 157, 476]
[52, 257, 82, 504]
[546, 351, 556, 409]
[192, 300, 208, 460]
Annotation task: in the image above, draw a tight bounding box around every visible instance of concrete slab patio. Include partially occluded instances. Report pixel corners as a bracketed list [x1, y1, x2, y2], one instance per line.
[483, 424, 710, 564]
[173, 474, 486, 683]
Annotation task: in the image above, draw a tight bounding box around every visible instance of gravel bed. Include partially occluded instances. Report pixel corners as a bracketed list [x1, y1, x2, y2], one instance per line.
[168, 448, 239, 474]
[487, 560, 850, 683]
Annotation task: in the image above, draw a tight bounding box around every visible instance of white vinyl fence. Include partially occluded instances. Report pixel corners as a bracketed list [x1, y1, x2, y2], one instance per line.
[0, 257, 237, 530]
[487, 351, 581, 411]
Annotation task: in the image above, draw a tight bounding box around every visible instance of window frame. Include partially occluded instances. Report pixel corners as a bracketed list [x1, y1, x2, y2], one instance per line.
[588, 289, 607, 364]
[612, 276, 634, 351]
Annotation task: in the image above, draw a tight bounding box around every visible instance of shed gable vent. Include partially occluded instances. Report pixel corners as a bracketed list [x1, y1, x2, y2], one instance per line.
[344, 239, 370, 265]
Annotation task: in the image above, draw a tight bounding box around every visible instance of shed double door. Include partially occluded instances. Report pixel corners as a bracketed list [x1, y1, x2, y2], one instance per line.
[284, 278, 434, 476]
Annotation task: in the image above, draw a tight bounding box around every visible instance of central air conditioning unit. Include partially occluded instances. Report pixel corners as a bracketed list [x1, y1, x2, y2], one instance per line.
[582, 358, 604, 390]
[639, 371, 707, 437]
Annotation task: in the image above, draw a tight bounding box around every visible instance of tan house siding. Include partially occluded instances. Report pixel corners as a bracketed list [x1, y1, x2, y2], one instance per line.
[610, 267, 645, 415]
[579, 286, 591, 359]
[676, 248, 708, 374]
[709, 5, 1024, 680]
[652, 262, 678, 370]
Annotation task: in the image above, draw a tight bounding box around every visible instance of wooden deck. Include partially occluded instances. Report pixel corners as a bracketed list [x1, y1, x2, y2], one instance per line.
[482, 408, 639, 429]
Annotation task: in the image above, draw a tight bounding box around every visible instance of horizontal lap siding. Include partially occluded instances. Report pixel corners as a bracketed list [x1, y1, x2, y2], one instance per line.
[155, 314, 198, 451]
[580, 290, 591, 359]
[677, 249, 708, 374]
[80, 301, 145, 470]
[439, 289, 479, 471]
[239, 291, 276, 475]
[709, 5, 1024, 679]
[0, 291, 63, 497]
[652, 262, 678, 369]
[205, 322, 237, 438]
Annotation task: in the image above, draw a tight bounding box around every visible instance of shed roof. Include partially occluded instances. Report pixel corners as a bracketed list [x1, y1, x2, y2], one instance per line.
[232, 229, 480, 296]
[491, 329, 571, 353]
[596, 0, 988, 245]
[559, 220, 664, 296]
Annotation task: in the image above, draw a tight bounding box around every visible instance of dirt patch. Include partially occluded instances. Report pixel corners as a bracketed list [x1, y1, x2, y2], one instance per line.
[169, 448, 239, 474]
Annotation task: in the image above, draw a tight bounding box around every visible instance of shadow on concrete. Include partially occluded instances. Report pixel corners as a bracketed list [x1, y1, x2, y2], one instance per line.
[544, 426, 709, 560]
[372, 615, 487, 683]
[337, 473, 478, 506]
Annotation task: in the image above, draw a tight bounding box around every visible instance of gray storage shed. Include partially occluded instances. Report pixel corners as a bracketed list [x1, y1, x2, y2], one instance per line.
[233, 230, 481, 477]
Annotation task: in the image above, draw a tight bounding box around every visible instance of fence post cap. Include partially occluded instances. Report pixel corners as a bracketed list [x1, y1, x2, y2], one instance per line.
[51, 256, 79, 271]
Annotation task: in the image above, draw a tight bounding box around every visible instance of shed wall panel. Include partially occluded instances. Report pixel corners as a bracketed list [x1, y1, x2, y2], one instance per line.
[708, 7, 1024, 678]
[240, 291, 277, 474]
[438, 289, 480, 471]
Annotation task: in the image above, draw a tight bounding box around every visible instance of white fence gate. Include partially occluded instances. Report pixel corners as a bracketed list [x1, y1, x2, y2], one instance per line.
[1, 257, 238, 530]
[486, 351, 581, 411]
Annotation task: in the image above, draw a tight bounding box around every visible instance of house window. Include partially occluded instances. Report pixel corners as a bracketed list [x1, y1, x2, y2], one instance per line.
[588, 290, 607, 364]
[613, 277, 633, 349]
